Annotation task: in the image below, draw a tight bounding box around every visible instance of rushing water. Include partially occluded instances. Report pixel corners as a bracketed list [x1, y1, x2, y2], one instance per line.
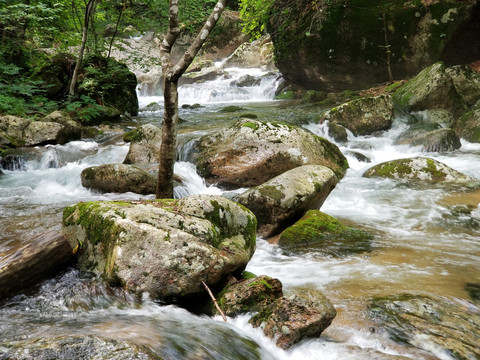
[1, 67, 479, 359]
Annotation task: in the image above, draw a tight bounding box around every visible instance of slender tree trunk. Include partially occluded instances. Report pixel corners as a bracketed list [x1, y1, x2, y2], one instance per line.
[382, 12, 394, 84]
[156, 0, 227, 199]
[107, 1, 125, 59]
[69, 0, 95, 97]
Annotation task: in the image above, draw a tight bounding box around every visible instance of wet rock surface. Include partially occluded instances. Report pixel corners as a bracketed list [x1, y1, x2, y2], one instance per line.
[123, 124, 162, 165]
[81, 163, 157, 195]
[194, 118, 348, 189]
[363, 157, 477, 186]
[278, 210, 374, 256]
[62, 195, 257, 300]
[237, 165, 338, 237]
[368, 294, 480, 360]
[323, 95, 394, 136]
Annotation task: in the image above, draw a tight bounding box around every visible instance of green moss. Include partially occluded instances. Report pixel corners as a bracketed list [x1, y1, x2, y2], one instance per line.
[122, 128, 143, 143]
[423, 158, 447, 182]
[386, 81, 403, 93]
[258, 185, 286, 203]
[367, 159, 413, 178]
[274, 90, 296, 100]
[278, 210, 373, 256]
[249, 278, 273, 291]
[241, 122, 260, 131]
[220, 105, 245, 113]
[241, 271, 257, 279]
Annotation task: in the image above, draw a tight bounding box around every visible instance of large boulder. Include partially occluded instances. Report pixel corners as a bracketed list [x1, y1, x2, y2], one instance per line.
[363, 157, 477, 186]
[62, 195, 257, 300]
[393, 62, 466, 115]
[194, 119, 348, 188]
[42, 111, 82, 144]
[0, 116, 30, 147]
[81, 163, 157, 195]
[368, 294, 480, 359]
[445, 64, 480, 106]
[123, 124, 162, 164]
[79, 55, 139, 116]
[0, 231, 73, 300]
[454, 107, 480, 143]
[237, 165, 338, 237]
[250, 292, 337, 349]
[268, 0, 478, 91]
[222, 36, 276, 70]
[0, 112, 82, 147]
[322, 95, 394, 136]
[277, 210, 374, 256]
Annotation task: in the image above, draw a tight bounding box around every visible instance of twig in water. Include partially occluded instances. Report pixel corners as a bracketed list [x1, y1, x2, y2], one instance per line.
[202, 281, 227, 322]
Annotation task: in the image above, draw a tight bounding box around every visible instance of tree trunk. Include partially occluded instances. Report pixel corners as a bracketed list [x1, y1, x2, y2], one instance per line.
[69, 0, 95, 97]
[156, 0, 227, 199]
[156, 75, 179, 198]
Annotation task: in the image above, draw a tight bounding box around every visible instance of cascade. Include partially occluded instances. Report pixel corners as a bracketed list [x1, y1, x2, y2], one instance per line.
[1, 60, 479, 360]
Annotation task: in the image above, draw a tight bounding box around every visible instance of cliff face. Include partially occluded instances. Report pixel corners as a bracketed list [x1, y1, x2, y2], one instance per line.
[268, 0, 479, 92]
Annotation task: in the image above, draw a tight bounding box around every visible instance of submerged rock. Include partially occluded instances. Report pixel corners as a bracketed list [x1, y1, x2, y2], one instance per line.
[81, 163, 157, 195]
[194, 119, 348, 188]
[1, 335, 160, 360]
[0, 231, 73, 300]
[363, 157, 477, 186]
[323, 95, 394, 136]
[62, 195, 257, 300]
[237, 165, 338, 237]
[396, 127, 461, 152]
[368, 294, 480, 359]
[250, 292, 336, 349]
[0, 154, 27, 171]
[123, 124, 162, 164]
[278, 210, 374, 256]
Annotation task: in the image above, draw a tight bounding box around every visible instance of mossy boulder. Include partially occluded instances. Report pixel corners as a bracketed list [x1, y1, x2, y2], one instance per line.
[81, 163, 157, 195]
[454, 108, 480, 143]
[194, 119, 348, 189]
[395, 127, 461, 152]
[214, 275, 283, 317]
[123, 124, 162, 164]
[0, 113, 81, 147]
[222, 35, 275, 70]
[322, 95, 394, 136]
[237, 165, 338, 237]
[393, 62, 467, 115]
[250, 292, 336, 349]
[363, 157, 477, 186]
[445, 64, 480, 106]
[79, 55, 139, 116]
[278, 210, 374, 256]
[268, 0, 477, 91]
[62, 195, 257, 300]
[368, 294, 480, 359]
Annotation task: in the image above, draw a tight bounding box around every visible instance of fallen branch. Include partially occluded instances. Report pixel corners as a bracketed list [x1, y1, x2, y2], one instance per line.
[202, 281, 227, 322]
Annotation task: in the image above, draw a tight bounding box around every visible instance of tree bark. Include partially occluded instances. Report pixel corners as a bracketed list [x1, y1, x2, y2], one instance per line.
[156, 0, 227, 199]
[69, 0, 95, 97]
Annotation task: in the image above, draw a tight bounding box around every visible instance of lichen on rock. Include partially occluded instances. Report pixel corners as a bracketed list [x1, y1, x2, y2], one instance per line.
[62, 195, 257, 300]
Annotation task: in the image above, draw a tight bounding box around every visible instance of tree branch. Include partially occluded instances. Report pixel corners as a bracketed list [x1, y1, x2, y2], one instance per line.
[202, 281, 227, 322]
[160, 0, 181, 68]
[169, 0, 228, 81]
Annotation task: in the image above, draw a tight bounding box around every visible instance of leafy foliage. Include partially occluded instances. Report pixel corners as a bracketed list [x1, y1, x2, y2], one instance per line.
[239, 0, 274, 39]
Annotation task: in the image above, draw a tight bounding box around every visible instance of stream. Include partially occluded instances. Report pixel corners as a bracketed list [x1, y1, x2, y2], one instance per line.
[1, 67, 479, 359]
